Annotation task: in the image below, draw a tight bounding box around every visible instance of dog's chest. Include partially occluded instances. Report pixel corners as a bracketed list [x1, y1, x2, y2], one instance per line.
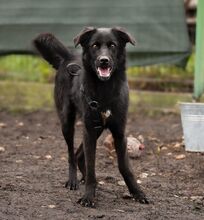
[101, 109, 112, 125]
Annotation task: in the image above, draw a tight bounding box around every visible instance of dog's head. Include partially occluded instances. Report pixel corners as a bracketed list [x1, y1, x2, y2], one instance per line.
[74, 27, 135, 81]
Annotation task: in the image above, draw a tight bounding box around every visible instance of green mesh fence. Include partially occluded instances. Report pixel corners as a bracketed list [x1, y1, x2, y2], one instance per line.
[0, 0, 191, 66]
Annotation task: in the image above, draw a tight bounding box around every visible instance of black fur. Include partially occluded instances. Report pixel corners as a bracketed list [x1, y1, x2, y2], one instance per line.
[33, 27, 148, 207]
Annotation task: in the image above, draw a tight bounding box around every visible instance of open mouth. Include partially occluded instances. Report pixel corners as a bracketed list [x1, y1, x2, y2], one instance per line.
[97, 67, 112, 79]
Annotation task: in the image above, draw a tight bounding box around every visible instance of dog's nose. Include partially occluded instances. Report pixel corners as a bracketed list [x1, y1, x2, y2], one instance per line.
[99, 56, 110, 65]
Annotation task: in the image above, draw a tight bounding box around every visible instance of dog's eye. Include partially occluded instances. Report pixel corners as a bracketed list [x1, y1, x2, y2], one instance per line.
[92, 44, 99, 49]
[110, 43, 116, 49]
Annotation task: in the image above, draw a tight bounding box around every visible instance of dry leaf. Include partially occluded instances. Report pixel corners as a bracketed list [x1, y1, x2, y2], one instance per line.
[175, 154, 186, 160]
[150, 172, 156, 176]
[45, 155, 52, 159]
[48, 204, 56, 209]
[104, 134, 114, 151]
[17, 122, 24, 127]
[116, 209, 125, 213]
[148, 136, 161, 143]
[61, 156, 66, 161]
[173, 142, 182, 148]
[16, 160, 23, 163]
[109, 156, 114, 160]
[139, 172, 149, 179]
[76, 120, 83, 126]
[0, 122, 7, 128]
[161, 146, 168, 151]
[99, 181, 105, 185]
[16, 176, 23, 179]
[0, 146, 5, 152]
[190, 196, 203, 201]
[33, 155, 40, 159]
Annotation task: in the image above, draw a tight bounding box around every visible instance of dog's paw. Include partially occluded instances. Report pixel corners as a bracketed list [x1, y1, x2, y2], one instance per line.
[132, 191, 149, 204]
[65, 178, 79, 190]
[77, 196, 95, 208]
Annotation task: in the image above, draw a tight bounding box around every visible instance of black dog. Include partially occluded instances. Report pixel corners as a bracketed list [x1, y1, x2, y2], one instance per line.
[33, 27, 148, 207]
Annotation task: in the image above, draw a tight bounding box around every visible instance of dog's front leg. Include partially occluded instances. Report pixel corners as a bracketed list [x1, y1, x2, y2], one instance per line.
[78, 127, 97, 208]
[110, 126, 149, 204]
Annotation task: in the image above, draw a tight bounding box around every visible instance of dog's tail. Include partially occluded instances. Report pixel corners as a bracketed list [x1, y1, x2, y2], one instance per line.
[33, 33, 74, 70]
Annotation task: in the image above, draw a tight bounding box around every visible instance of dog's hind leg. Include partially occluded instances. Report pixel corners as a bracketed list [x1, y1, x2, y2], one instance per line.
[75, 143, 85, 183]
[110, 124, 149, 204]
[76, 129, 103, 184]
[61, 104, 78, 190]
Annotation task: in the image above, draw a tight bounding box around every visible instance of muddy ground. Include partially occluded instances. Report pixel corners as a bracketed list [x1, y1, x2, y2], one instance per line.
[0, 111, 203, 220]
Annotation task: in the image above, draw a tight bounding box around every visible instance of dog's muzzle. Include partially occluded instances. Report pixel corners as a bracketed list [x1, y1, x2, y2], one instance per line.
[96, 56, 112, 81]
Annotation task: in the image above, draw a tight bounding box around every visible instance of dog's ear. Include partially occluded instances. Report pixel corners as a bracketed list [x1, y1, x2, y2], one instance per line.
[112, 27, 136, 46]
[33, 33, 71, 69]
[74, 27, 96, 47]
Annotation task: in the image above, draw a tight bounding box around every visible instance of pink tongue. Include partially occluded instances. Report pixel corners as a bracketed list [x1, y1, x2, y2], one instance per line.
[98, 67, 111, 77]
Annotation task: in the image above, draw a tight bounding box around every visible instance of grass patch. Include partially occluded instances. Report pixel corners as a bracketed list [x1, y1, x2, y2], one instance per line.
[127, 53, 194, 80]
[0, 81, 54, 112]
[0, 54, 194, 83]
[0, 55, 54, 82]
[0, 81, 199, 114]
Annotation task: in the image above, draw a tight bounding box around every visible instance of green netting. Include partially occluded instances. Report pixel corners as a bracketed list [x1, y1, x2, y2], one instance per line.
[0, 0, 191, 66]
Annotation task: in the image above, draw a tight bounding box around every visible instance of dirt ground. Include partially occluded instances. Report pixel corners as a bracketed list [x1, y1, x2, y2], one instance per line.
[0, 110, 203, 220]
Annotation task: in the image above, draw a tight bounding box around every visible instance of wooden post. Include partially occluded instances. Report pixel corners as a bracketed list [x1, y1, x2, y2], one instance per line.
[194, 0, 204, 100]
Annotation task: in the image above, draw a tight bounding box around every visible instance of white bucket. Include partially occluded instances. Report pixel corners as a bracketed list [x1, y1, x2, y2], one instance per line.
[180, 102, 204, 152]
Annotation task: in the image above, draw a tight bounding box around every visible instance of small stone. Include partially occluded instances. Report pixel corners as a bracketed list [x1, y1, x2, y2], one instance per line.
[127, 136, 145, 158]
[167, 152, 172, 156]
[122, 193, 132, 199]
[118, 180, 126, 186]
[16, 160, 23, 163]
